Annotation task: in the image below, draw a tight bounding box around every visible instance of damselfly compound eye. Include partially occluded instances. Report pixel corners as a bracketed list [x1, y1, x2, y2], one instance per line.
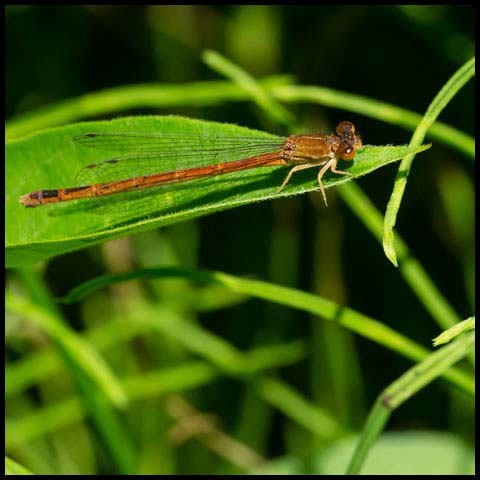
[337, 143, 356, 161]
[336, 121, 355, 136]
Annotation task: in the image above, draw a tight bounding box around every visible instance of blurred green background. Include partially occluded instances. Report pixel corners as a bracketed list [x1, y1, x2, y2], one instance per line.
[5, 5, 474, 475]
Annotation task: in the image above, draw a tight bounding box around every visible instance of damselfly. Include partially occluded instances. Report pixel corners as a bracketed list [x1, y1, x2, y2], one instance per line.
[20, 121, 362, 208]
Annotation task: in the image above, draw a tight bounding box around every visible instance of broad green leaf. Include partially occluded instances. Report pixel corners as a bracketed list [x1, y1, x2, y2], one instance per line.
[315, 431, 474, 475]
[249, 431, 475, 475]
[6, 115, 430, 267]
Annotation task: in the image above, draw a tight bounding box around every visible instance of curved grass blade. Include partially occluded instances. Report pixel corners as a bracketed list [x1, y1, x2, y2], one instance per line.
[433, 317, 475, 347]
[382, 57, 475, 266]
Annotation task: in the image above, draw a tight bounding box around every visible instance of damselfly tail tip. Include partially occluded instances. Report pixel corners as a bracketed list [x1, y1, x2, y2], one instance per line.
[19, 193, 35, 208]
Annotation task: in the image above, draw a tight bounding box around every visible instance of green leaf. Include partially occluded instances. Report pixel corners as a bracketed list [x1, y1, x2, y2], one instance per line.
[315, 431, 475, 475]
[6, 115, 430, 268]
[5, 456, 34, 475]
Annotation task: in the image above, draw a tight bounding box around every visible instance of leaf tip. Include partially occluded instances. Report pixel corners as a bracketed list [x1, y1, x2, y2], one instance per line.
[383, 230, 398, 267]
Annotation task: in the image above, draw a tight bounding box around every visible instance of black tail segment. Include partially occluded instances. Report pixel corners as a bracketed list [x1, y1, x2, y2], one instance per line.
[19, 189, 59, 207]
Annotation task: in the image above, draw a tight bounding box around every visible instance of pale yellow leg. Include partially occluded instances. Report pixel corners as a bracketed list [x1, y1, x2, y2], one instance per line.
[276, 163, 320, 193]
[316, 159, 353, 206]
[331, 165, 350, 175]
[277, 158, 351, 206]
[316, 158, 337, 206]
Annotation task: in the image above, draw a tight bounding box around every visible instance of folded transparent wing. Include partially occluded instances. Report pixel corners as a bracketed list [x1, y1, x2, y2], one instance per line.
[74, 132, 285, 186]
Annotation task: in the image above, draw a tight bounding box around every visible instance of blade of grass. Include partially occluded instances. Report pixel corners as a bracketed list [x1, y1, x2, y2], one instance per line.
[61, 267, 474, 396]
[254, 377, 343, 439]
[346, 329, 474, 474]
[6, 397, 84, 449]
[122, 340, 307, 400]
[382, 57, 475, 266]
[5, 75, 294, 140]
[202, 50, 296, 130]
[433, 317, 475, 347]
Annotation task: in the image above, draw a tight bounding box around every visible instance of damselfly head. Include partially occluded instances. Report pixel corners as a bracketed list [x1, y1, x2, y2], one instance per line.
[335, 121, 362, 161]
